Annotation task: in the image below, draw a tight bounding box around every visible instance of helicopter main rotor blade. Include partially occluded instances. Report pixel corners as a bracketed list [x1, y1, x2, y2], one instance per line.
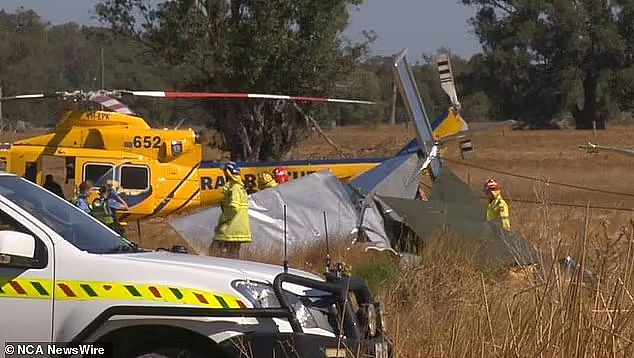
[0, 90, 88, 101]
[120, 91, 376, 105]
[0, 93, 48, 101]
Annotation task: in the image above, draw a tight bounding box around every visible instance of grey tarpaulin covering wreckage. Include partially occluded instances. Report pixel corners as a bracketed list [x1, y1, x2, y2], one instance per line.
[169, 150, 421, 256]
[169, 48, 538, 268]
[169, 169, 395, 254]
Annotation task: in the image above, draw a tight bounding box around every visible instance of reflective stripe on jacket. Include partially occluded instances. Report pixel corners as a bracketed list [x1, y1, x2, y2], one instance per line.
[214, 180, 252, 243]
[91, 198, 115, 225]
[486, 191, 510, 230]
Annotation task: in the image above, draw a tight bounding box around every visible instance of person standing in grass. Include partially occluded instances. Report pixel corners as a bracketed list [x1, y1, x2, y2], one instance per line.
[209, 162, 252, 259]
[483, 178, 511, 230]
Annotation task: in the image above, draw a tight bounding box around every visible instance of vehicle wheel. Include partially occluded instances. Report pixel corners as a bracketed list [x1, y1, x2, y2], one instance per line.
[134, 348, 205, 358]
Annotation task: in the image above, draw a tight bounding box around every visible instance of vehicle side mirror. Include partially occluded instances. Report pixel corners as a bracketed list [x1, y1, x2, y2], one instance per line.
[0, 230, 36, 268]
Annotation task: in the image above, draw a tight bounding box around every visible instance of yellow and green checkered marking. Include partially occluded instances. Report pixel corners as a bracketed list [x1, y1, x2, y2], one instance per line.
[0, 278, 246, 308]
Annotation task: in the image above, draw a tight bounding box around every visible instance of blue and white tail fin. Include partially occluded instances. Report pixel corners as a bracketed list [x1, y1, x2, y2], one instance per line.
[392, 48, 441, 179]
[394, 51, 469, 158]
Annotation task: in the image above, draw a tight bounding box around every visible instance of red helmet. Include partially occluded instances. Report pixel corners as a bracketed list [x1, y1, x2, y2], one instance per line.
[483, 178, 500, 192]
[272, 166, 290, 183]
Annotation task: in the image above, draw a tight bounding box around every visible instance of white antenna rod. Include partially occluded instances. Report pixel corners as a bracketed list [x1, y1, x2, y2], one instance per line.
[174, 117, 187, 130]
[100, 47, 105, 90]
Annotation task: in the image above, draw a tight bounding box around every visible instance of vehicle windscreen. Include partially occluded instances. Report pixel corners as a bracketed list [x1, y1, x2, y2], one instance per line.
[0, 175, 135, 254]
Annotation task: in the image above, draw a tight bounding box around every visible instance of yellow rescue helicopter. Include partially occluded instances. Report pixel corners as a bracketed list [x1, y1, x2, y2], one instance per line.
[0, 53, 470, 223]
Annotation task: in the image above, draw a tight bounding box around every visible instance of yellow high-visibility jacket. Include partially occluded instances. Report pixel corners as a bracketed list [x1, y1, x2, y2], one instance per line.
[91, 197, 115, 225]
[214, 179, 252, 243]
[257, 172, 278, 190]
[487, 191, 510, 230]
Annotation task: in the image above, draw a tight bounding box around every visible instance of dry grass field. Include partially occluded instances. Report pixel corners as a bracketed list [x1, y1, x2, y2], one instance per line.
[131, 123, 634, 356]
[228, 123, 634, 357]
[7, 122, 634, 356]
[292, 123, 634, 357]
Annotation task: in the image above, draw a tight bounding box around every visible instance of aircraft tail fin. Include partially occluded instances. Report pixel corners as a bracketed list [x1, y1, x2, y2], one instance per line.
[432, 52, 468, 141]
[431, 108, 469, 141]
[392, 48, 441, 179]
[436, 53, 460, 111]
[393, 52, 468, 156]
[395, 109, 469, 156]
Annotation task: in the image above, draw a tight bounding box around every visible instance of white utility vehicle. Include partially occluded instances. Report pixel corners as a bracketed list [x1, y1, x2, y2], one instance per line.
[0, 173, 392, 358]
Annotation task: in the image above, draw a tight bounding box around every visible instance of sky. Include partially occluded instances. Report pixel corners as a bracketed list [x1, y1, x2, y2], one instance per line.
[0, 0, 482, 60]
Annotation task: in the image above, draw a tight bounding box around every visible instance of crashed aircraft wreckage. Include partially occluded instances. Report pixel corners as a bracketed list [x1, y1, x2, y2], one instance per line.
[170, 48, 538, 268]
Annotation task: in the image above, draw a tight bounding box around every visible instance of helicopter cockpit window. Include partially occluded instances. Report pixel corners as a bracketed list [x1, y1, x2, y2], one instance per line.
[120, 165, 149, 191]
[84, 163, 114, 185]
[93, 168, 115, 188]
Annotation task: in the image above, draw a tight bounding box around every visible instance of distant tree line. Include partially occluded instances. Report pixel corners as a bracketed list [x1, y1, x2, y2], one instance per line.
[1, 0, 634, 159]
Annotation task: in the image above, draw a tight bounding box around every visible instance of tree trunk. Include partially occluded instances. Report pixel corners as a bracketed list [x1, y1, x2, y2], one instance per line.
[574, 72, 605, 129]
[220, 101, 269, 161]
[223, 105, 243, 161]
[221, 101, 311, 161]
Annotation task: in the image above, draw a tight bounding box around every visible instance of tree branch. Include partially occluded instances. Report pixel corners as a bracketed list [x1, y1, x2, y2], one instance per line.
[239, 121, 253, 160]
[291, 102, 346, 159]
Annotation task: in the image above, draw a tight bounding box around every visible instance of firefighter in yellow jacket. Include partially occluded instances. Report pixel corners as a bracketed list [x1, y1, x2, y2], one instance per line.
[209, 162, 251, 259]
[257, 166, 291, 190]
[257, 172, 278, 190]
[483, 178, 511, 230]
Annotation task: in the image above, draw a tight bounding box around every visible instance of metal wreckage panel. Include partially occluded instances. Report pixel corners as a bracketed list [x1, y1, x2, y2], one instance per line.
[168, 170, 394, 255]
[376, 168, 539, 268]
[347, 152, 422, 199]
